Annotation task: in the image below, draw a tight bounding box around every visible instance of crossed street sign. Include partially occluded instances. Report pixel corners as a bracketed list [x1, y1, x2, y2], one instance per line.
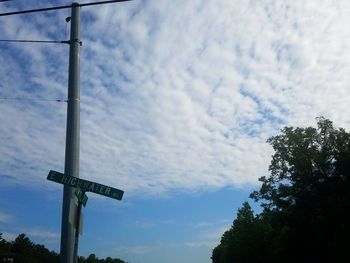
[47, 170, 124, 203]
[75, 187, 88, 207]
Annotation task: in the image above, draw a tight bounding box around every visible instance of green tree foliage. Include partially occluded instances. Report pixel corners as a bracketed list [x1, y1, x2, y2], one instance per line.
[0, 234, 126, 263]
[78, 253, 126, 263]
[11, 233, 59, 263]
[212, 117, 350, 263]
[0, 233, 14, 260]
[212, 203, 272, 263]
[0, 233, 60, 263]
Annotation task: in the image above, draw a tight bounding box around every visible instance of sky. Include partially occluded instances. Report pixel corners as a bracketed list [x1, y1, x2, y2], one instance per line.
[1, 0, 350, 262]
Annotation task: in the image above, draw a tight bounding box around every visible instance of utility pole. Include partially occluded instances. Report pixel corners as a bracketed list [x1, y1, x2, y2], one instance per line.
[61, 3, 81, 263]
[0, 2, 131, 263]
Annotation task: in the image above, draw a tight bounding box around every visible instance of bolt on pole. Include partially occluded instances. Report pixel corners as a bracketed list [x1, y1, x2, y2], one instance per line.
[60, 3, 81, 263]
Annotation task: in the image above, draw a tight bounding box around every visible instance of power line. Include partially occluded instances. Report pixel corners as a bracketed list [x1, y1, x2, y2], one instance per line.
[0, 39, 68, 44]
[0, 97, 67, 102]
[0, 0, 132, 17]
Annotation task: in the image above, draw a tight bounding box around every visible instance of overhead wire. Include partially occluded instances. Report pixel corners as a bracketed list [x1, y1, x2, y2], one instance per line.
[0, 97, 67, 102]
[0, 0, 132, 17]
[0, 0, 133, 103]
[0, 39, 68, 44]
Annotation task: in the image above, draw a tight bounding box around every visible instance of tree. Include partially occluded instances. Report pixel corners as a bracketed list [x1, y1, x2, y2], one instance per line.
[79, 254, 126, 263]
[11, 234, 37, 263]
[212, 202, 272, 263]
[0, 234, 125, 263]
[85, 254, 99, 263]
[0, 233, 14, 261]
[250, 117, 350, 262]
[33, 243, 59, 263]
[213, 117, 350, 262]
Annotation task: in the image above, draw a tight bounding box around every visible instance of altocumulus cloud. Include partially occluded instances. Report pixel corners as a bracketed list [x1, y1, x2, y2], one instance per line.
[0, 212, 12, 224]
[1, 0, 350, 195]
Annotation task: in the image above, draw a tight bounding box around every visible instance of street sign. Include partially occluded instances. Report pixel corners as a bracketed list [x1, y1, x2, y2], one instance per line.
[75, 187, 88, 206]
[47, 170, 124, 200]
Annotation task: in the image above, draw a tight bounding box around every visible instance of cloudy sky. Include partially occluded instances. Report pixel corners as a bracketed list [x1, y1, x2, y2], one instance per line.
[1, 0, 350, 262]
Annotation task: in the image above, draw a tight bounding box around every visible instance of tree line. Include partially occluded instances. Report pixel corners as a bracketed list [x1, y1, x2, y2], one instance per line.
[212, 117, 350, 263]
[0, 233, 126, 263]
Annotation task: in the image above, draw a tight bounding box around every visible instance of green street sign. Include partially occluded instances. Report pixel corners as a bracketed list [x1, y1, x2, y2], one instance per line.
[75, 187, 88, 206]
[47, 170, 124, 201]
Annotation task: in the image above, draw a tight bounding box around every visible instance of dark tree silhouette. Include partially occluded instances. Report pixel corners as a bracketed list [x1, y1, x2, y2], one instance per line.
[0, 233, 14, 261]
[213, 117, 350, 263]
[0, 234, 126, 263]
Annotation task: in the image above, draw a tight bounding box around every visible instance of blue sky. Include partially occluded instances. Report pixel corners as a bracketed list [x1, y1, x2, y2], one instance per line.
[1, 0, 350, 262]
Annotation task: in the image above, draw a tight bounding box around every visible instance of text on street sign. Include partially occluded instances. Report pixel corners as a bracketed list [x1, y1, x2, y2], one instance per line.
[75, 187, 88, 206]
[47, 170, 124, 200]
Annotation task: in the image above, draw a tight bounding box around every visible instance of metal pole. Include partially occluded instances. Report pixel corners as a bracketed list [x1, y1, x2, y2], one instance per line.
[73, 202, 82, 263]
[60, 3, 81, 263]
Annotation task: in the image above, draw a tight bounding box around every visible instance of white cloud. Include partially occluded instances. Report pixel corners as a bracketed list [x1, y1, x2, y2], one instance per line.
[113, 244, 155, 255]
[185, 241, 216, 248]
[25, 228, 60, 240]
[1, 232, 17, 241]
[1, 0, 350, 196]
[0, 212, 12, 224]
[189, 219, 232, 249]
[133, 219, 174, 229]
[0, 227, 59, 244]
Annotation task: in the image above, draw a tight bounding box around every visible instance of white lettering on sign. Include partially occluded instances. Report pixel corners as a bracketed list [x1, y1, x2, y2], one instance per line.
[88, 183, 95, 192]
[71, 177, 77, 185]
[59, 175, 79, 187]
[76, 180, 82, 188]
[82, 181, 90, 191]
[48, 172, 55, 181]
[47, 171, 123, 200]
[61, 175, 69, 185]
